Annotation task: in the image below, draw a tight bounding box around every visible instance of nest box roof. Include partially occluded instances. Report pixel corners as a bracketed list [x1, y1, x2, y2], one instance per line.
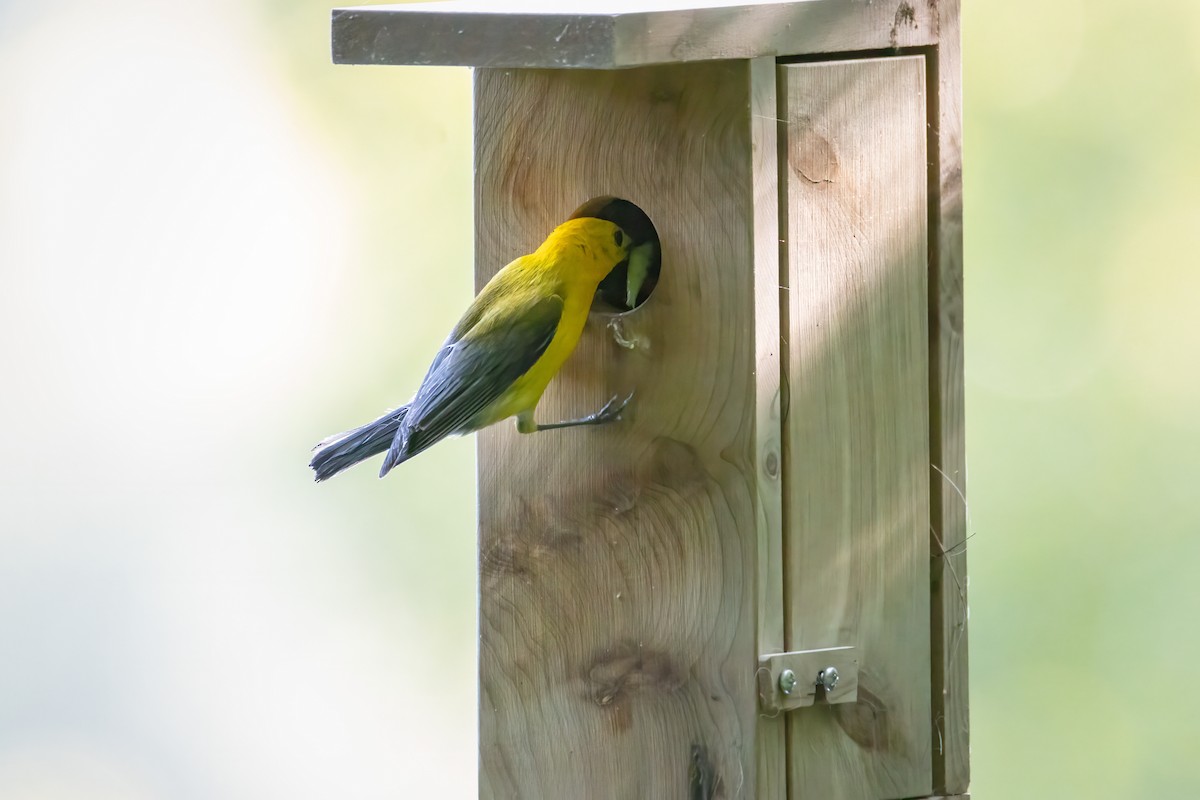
[332, 0, 937, 69]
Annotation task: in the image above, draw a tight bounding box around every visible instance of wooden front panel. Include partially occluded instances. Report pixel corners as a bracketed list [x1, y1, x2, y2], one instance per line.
[778, 57, 932, 799]
[473, 60, 782, 799]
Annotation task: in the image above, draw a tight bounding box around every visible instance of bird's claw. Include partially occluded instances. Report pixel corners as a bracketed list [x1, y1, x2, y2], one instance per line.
[596, 391, 635, 423]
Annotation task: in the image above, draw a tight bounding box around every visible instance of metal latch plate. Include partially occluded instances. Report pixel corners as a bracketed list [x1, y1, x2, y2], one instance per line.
[757, 646, 858, 714]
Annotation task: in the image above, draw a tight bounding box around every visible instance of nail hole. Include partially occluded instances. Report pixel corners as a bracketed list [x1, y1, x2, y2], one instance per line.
[568, 196, 661, 314]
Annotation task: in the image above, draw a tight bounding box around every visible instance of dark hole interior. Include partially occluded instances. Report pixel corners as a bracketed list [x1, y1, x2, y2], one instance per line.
[568, 196, 661, 313]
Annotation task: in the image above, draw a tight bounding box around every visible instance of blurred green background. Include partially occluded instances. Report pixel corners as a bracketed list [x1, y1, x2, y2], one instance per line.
[1, 0, 1197, 797]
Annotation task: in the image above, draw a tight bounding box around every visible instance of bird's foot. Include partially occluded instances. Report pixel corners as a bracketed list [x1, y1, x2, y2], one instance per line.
[529, 391, 635, 432]
[591, 391, 634, 424]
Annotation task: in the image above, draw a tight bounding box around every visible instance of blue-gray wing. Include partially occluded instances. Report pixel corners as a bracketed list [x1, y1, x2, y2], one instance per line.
[379, 293, 563, 475]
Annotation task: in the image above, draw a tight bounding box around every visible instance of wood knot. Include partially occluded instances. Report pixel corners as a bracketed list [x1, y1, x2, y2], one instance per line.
[585, 641, 686, 708]
[833, 681, 905, 755]
[480, 537, 533, 581]
[764, 449, 779, 479]
[788, 118, 839, 185]
[642, 437, 710, 491]
[479, 496, 583, 583]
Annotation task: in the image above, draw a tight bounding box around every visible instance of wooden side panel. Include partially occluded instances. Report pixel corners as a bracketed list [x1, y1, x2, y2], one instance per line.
[929, 1, 971, 793]
[778, 57, 931, 800]
[473, 60, 782, 799]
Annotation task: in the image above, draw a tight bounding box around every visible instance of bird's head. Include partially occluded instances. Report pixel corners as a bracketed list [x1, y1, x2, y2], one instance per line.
[541, 217, 632, 284]
[565, 197, 660, 312]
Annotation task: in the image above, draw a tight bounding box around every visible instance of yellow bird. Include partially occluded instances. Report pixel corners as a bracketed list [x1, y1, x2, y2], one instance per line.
[311, 216, 637, 480]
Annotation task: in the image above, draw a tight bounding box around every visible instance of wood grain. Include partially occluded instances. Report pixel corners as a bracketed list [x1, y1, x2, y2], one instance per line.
[928, 0, 970, 794]
[778, 56, 931, 800]
[473, 60, 782, 799]
[332, 0, 938, 69]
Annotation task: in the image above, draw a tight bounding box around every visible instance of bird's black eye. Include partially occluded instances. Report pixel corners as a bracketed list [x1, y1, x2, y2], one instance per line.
[613, 229, 625, 247]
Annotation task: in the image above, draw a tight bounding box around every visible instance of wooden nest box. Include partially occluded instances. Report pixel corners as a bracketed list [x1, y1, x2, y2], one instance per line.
[331, 1, 967, 798]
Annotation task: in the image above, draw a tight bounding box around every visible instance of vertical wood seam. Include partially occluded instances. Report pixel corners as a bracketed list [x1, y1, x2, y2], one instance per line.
[927, 0, 970, 792]
[751, 54, 787, 800]
[771, 60, 795, 800]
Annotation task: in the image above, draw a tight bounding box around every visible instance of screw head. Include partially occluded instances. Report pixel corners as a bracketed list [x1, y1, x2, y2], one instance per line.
[778, 669, 797, 695]
[818, 666, 840, 692]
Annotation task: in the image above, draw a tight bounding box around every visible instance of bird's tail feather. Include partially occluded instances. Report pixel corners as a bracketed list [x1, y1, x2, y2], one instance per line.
[310, 406, 410, 482]
[378, 418, 427, 478]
